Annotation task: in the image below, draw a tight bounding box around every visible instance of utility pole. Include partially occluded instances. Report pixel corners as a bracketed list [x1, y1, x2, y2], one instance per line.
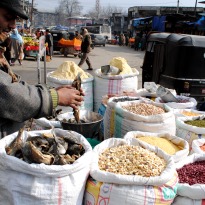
[177, 0, 179, 13]
[194, 0, 198, 16]
[96, 0, 100, 19]
[30, 0, 34, 29]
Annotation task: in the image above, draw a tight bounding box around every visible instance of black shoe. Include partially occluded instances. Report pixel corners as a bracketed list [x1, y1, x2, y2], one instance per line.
[87, 68, 93, 70]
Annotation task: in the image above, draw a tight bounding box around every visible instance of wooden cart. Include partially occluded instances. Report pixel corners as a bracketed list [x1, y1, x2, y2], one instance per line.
[58, 38, 82, 57]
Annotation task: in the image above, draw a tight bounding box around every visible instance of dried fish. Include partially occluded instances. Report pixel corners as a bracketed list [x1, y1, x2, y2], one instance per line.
[72, 73, 82, 123]
[6, 128, 24, 156]
[23, 141, 54, 165]
[58, 154, 75, 165]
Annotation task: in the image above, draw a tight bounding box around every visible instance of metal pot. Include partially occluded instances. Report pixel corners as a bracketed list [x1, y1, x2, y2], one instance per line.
[58, 110, 103, 138]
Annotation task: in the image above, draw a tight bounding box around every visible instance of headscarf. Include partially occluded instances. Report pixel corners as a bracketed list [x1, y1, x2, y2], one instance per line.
[10, 29, 23, 44]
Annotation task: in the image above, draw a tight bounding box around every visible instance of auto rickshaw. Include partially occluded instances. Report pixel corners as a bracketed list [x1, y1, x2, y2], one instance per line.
[142, 32, 205, 108]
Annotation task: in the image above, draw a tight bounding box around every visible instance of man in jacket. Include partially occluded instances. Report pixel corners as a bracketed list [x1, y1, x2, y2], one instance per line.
[45, 29, 53, 60]
[78, 28, 93, 70]
[0, 0, 84, 137]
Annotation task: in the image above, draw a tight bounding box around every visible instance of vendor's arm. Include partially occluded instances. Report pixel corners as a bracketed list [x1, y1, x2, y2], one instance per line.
[0, 71, 84, 122]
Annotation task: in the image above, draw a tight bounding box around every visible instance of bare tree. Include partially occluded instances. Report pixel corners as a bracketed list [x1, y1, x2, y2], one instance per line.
[59, 0, 82, 17]
[87, 4, 126, 19]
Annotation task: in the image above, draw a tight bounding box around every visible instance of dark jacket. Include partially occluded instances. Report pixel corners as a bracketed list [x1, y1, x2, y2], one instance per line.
[81, 34, 92, 53]
[0, 63, 53, 138]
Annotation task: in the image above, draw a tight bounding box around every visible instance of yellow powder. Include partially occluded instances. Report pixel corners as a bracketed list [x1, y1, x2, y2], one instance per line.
[109, 57, 133, 75]
[181, 110, 201, 117]
[137, 136, 182, 155]
[50, 61, 89, 80]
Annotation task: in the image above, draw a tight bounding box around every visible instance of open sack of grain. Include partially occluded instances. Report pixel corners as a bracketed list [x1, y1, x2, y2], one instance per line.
[103, 96, 141, 139]
[166, 108, 205, 118]
[104, 99, 176, 139]
[155, 95, 197, 109]
[0, 128, 92, 205]
[47, 61, 94, 112]
[94, 57, 139, 112]
[172, 154, 205, 205]
[124, 131, 189, 163]
[176, 115, 205, 147]
[83, 138, 178, 205]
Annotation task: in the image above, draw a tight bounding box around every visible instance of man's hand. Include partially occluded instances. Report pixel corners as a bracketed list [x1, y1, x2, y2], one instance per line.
[56, 86, 84, 109]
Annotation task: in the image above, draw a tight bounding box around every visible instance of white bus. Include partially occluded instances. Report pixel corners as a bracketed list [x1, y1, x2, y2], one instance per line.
[84, 25, 112, 40]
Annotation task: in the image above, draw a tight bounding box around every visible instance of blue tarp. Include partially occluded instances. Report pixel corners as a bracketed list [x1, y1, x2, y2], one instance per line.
[196, 16, 205, 30]
[132, 17, 152, 27]
[152, 16, 166, 32]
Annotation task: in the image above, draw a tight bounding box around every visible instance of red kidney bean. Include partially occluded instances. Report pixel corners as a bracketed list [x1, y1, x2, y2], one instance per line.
[177, 160, 205, 185]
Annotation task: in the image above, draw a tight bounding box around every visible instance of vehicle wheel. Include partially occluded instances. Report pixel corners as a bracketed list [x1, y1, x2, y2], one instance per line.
[103, 44, 105, 47]
[78, 53, 82, 58]
[64, 53, 68, 57]
[74, 54, 77, 57]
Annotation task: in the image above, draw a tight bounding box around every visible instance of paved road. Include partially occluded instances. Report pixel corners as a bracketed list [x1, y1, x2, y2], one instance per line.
[12, 44, 145, 88]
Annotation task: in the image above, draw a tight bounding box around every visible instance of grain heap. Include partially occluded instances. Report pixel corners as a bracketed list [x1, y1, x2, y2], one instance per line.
[50, 61, 89, 80]
[181, 110, 201, 117]
[122, 103, 165, 116]
[98, 145, 166, 177]
[109, 57, 134, 75]
[185, 119, 205, 127]
[137, 136, 182, 155]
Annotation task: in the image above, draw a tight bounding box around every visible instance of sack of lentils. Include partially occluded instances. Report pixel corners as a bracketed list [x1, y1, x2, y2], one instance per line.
[85, 138, 178, 205]
[176, 116, 205, 147]
[172, 154, 205, 205]
[124, 131, 189, 163]
[113, 100, 176, 138]
[103, 96, 141, 140]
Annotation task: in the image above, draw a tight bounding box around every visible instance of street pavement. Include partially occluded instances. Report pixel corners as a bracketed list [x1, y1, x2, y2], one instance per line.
[12, 44, 145, 88]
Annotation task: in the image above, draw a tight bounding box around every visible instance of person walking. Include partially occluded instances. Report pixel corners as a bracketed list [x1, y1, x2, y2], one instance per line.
[10, 28, 24, 65]
[45, 29, 53, 60]
[78, 28, 93, 70]
[0, 0, 84, 138]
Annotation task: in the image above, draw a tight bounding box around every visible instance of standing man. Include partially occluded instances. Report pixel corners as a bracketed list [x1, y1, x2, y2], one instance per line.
[78, 28, 93, 70]
[45, 29, 53, 60]
[0, 0, 84, 137]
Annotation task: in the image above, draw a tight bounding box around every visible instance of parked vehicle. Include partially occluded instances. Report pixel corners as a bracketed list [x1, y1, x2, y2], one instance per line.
[91, 34, 106, 47]
[50, 29, 69, 51]
[142, 32, 205, 108]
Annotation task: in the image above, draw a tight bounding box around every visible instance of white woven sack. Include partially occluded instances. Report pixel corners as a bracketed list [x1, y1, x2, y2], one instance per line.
[166, 107, 205, 118]
[155, 95, 197, 109]
[113, 100, 176, 138]
[176, 116, 205, 147]
[47, 71, 94, 112]
[84, 173, 178, 205]
[174, 154, 205, 202]
[34, 118, 62, 129]
[0, 128, 92, 205]
[103, 96, 141, 140]
[172, 196, 204, 205]
[90, 138, 175, 186]
[124, 131, 189, 163]
[191, 138, 205, 154]
[93, 68, 139, 112]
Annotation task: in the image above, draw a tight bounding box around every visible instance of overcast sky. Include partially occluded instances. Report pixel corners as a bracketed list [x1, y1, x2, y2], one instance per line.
[35, 0, 205, 12]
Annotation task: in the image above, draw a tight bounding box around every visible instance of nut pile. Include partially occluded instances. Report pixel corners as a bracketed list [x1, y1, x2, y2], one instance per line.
[98, 145, 166, 177]
[122, 103, 165, 116]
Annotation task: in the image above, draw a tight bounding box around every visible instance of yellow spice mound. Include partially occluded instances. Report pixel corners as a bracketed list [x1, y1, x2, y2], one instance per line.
[138, 136, 182, 155]
[50, 61, 89, 80]
[109, 57, 133, 75]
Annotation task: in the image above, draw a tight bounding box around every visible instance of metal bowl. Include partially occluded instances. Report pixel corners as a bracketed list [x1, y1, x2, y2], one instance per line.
[58, 110, 103, 138]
